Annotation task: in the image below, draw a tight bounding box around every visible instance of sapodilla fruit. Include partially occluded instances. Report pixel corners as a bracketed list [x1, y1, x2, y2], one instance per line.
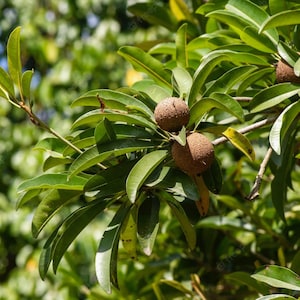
[276, 59, 300, 83]
[172, 132, 214, 175]
[154, 97, 190, 132]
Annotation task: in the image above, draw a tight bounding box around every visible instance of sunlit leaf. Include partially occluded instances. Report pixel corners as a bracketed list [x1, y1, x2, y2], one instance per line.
[278, 41, 300, 66]
[0, 66, 15, 98]
[256, 294, 296, 300]
[175, 23, 188, 68]
[118, 46, 172, 89]
[251, 265, 300, 291]
[260, 10, 300, 33]
[126, 150, 168, 202]
[222, 127, 255, 161]
[170, 0, 192, 21]
[7, 26, 22, 88]
[21, 69, 34, 99]
[172, 67, 193, 98]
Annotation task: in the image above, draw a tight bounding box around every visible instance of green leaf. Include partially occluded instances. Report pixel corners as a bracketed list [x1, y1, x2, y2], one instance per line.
[269, 101, 300, 155]
[251, 265, 300, 291]
[21, 69, 34, 99]
[7, 26, 22, 88]
[225, 272, 269, 295]
[249, 84, 300, 113]
[95, 118, 116, 145]
[118, 46, 172, 89]
[170, 0, 193, 22]
[126, 150, 168, 202]
[43, 156, 72, 171]
[32, 189, 82, 237]
[16, 189, 42, 209]
[128, 3, 177, 31]
[71, 89, 154, 118]
[137, 194, 160, 256]
[189, 93, 244, 127]
[278, 42, 300, 66]
[0, 66, 15, 98]
[176, 23, 188, 68]
[72, 110, 156, 131]
[294, 58, 300, 77]
[161, 191, 196, 250]
[222, 127, 255, 161]
[69, 140, 160, 177]
[260, 10, 300, 33]
[256, 295, 296, 300]
[202, 158, 223, 194]
[95, 202, 130, 293]
[226, 0, 278, 45]
[18, 174, 87, 192]
[172, 67, 193, 99]
[52, 199, 110, 273]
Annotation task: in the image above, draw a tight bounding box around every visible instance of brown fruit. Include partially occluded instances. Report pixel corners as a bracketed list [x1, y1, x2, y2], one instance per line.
[276, 59, 300, 83]
[154, 97, 190, 132]
[172, 132, 214, 175]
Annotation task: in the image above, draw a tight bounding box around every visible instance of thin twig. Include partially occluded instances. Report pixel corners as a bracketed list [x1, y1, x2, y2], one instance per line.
[246, 147, 273, 201]
[233, 96, 252, 102]
[191, 274, 207, 300]
[212, 117, 276, 146]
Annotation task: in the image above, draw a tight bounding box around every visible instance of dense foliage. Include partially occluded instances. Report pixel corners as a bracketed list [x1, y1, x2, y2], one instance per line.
[2, 0, 300, 299]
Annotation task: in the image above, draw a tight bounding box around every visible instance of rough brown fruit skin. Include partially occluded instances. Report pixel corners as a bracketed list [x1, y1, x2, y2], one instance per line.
[276, 60, 300, 83]
[154, 97, 190, 132]
[172, 132, 214, 175]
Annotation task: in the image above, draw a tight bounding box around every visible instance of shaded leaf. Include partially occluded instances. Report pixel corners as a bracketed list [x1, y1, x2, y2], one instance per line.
[137, 194, 160, 256]
[175, 23, 188, 68]
[249, 84, 300, 113]
[0, 66, 15, 98]
[95, 202, 130, 293]
[203, 158, 223, 194]
[21, 69, 34, 99]
[126, 150, 168, 202]
[256, 295, 296, 300]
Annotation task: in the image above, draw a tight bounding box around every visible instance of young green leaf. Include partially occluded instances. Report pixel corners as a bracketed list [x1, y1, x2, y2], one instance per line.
[249, 83, 300, 113]
[175, 23, 188, 68]
[95, 202, 130, 293]
[222, 127, 255, 161]
[251, 265, 300, 291]
[170, 0, 193, 22]
[269, 101, 300, 155]
[0, 66, 15, 98]
[7, 26, 22, 89]
[118, 46, 172, 89]
[21, 69, 34, 99]
[172, 67, 193, 99]
[137, 194, 160, 255]
[126, 150, 168, 202]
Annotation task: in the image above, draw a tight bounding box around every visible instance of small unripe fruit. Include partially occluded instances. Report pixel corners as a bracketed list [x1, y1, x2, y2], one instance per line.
[172, 132, 214, 176]
[154, 97, 190, 132]
[276, 60, 300, 83]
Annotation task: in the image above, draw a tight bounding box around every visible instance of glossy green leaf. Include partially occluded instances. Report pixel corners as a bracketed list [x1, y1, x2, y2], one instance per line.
[222, 127, 255, 161]
[202, 158, 223, 194]
[260, 10, 300, 33]
[204, 65, 257, 96]
[118, 46, 172, 89]
[21, 69, 34, 99]
[72, 110, 156, 131]
[39, 246, 52, 280]
[170, 0, 193, 21]
[176, 23, 188, 68]
[0, 66, 15, 98]
[161, 191, 196, 249]
[43, 156, 72, 171]
[95, 118, 116, 145]
[128, 3, 177, 31]
[172, 67, 192, 99]
[269, 0, 288, 15]
[126, 150, 168, 202]
[53, 199, 110, 273]
[32, 189, 82, 237]
[71, 89, 154, 118]
[95, 202, 130, 293]
[189, 93, 244, 127]
[18, 174, 87, 192]
[16, 189, 42, 209]
[7, 26, 22, 88]
[137, 194, 160, 256]
[251, 265, 300, 291]
[34, 137, 67, 154]
[69, 140, 160, 177]
[226, 0, 278, 45]
[269, 101, 300, 155]
[249, 83, 300, 113]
